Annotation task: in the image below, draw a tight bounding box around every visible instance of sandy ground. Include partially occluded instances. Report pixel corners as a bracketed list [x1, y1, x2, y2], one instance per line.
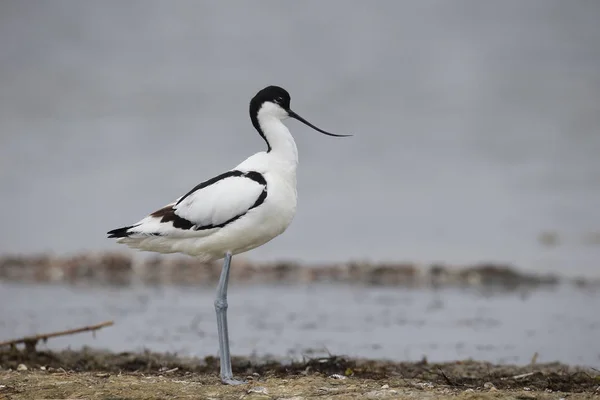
[0, 348, 599, 399]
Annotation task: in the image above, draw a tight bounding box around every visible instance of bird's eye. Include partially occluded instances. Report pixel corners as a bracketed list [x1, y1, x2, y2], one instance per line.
[275, 97, 284, 103]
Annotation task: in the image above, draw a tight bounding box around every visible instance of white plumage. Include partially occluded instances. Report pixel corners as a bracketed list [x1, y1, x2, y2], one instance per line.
[111, 154, 297, 261]
[107, 85, 349, 385]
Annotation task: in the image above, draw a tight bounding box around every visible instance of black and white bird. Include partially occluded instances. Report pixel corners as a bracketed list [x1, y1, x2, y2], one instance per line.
[107, 85, 350, 384]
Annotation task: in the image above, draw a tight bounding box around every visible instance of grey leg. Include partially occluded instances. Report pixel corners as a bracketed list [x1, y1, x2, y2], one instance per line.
[214, 251, 246, 385]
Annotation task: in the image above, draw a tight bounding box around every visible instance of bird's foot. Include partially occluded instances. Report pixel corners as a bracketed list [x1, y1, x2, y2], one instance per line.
[221, 376, 248, 385]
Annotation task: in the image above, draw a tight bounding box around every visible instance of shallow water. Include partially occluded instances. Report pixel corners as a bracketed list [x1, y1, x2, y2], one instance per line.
[1, 1, 600, 277]
[1, 282, 598, 368]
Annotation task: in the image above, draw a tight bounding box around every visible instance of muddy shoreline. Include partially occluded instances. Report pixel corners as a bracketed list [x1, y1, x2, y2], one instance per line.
[3, 252, 596, 289]
[0, 348, 598, 399]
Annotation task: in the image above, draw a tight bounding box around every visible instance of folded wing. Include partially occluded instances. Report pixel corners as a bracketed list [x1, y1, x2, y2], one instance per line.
[107, 170, 267, 238]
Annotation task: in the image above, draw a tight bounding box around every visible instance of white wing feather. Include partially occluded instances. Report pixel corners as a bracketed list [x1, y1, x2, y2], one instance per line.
[174, 175, 265, 228]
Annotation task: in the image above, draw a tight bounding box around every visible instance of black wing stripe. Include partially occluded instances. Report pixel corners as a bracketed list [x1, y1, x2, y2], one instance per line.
[250, 187, 268, 209]
[243, 171, 267, 186]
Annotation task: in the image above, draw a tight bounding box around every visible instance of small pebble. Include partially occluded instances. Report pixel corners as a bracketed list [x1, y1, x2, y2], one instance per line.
[95, 373, 110, 378]
[483, 382, 496, 390]
[381, 384, 389, 389]
[17, 364, 27, 371]
[416, 382, 434, 389]
[40, 366, 46, 371]
[329, 374, 346, 380]
[247, 386, 268, 395]
[464, 389, 475, 393]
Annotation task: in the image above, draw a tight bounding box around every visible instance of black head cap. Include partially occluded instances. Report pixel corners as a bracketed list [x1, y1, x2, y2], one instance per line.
[249, 86, 291, 151]
[250, 85, 291, 114]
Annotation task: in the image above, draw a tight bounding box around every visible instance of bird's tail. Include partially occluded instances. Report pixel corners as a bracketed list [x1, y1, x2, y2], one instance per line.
[107, 225, 134, 238]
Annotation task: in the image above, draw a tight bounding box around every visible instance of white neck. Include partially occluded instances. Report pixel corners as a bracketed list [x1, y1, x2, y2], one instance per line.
[258, 114, 299, 168]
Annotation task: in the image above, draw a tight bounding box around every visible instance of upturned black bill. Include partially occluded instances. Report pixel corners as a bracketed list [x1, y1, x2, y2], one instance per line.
[287, 109, 352, 137]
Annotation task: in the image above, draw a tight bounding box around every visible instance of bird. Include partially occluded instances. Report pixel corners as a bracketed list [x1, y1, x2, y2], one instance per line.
[107, 85, 350, 385]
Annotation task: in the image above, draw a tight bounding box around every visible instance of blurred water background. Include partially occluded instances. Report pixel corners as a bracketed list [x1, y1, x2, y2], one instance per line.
[1, 1, 600, 367]
[1, 1, 600, 277]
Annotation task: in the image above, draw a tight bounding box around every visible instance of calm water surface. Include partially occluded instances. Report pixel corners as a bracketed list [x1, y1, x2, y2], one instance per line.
[1, 282, 598, 367]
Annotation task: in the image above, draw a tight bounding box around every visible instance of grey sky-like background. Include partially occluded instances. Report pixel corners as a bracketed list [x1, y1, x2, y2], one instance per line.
[1, 1, 600, 277]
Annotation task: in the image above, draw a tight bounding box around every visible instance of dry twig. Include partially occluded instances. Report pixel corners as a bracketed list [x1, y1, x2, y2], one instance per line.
[0, 320, 114, 351]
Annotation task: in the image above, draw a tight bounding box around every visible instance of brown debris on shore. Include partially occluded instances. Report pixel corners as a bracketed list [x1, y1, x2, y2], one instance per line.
[0, 252, 592, 289]
[0, 348, 598, 399]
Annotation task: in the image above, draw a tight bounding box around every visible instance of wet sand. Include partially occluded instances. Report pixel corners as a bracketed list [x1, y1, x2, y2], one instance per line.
[0, 348, 598, 399]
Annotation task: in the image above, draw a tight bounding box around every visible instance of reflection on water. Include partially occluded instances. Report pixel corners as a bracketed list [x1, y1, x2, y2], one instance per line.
[1, 282, 598, 367]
